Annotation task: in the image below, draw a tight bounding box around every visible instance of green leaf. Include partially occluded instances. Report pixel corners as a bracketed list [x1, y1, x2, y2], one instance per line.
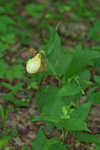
[85, 50, 100, 60]
[35, 85, 78, 125]
[4, 2, 15, 15]
[1, 82, 24, 94]
[0, 42, 9, 53]
[58, 102, 90, 131]
[45, 27, 72, 77]
[88, 92, 100, 104]
[70, 102, 91, 121]
[35, 85, 58, 113]
[13, 100, 29, 107]
[31, 127, 47, 150]
[45, 11, 61, 19]
[78, 70, 91, 90]
[43, 137, 67, 150]
[45, 27, 61, 56]
[65, 46, 89, 78]
[96, 144, 100, 150]
[31, 128, 67, 150]
[0, 7, 5, 14]
[12, 83, 24, 91]
[1, 82, 13, 90]
[58, 82, 81, 97]
[94, 75, 100, 85]
[0, 22, 7, 33]
[0, 136, 11, 148]
[1, 33, 15, 44]
[35, 85, 69, 126]
[0, 15, 15, 25]
[35, 85, 63, 117]
[88, 20, 100, 41]
[35, 85, 90, 131]
[0, 60, 8, 79]
[2, 91, 29, 106]
[2, 92, 16, 103]
[45, 121, 54, 133]
[72, 132, 100, 144]
[56, 102, 91, 131]
[0, 90, 15, 106]
[28, 82, 39, 89]
[66, 46, 100, 78]
[57, 119, 89, 131]
[26, 3, 45, 18]
[21, 145, 29, 150]
[7, 65, 25, 81]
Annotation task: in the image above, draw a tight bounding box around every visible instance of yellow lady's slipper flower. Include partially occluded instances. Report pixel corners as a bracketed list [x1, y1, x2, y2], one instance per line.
[26, 53, 41, 74]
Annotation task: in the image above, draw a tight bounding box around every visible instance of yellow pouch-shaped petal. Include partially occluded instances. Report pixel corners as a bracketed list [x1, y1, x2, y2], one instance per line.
[26, 54, 41, 74]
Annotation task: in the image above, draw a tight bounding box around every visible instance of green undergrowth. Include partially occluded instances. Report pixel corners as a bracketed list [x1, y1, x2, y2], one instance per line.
[28, 27, 100, 150]
[0, 0, 100, 150]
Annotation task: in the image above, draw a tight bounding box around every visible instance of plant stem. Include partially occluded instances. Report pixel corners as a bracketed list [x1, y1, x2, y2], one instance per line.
[61, 128, 68, 143]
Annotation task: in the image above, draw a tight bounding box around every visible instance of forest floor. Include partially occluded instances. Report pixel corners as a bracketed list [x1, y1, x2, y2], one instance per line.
[0, 0, 100, 149]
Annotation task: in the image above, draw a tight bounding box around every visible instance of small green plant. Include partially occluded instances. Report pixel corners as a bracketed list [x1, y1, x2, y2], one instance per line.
[0, 106, 9, 128]
[26, 27, 100, 149]
[0, 135, 11, 149]
[88, 20, 100, 41]
[25, 3, 46, 19]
